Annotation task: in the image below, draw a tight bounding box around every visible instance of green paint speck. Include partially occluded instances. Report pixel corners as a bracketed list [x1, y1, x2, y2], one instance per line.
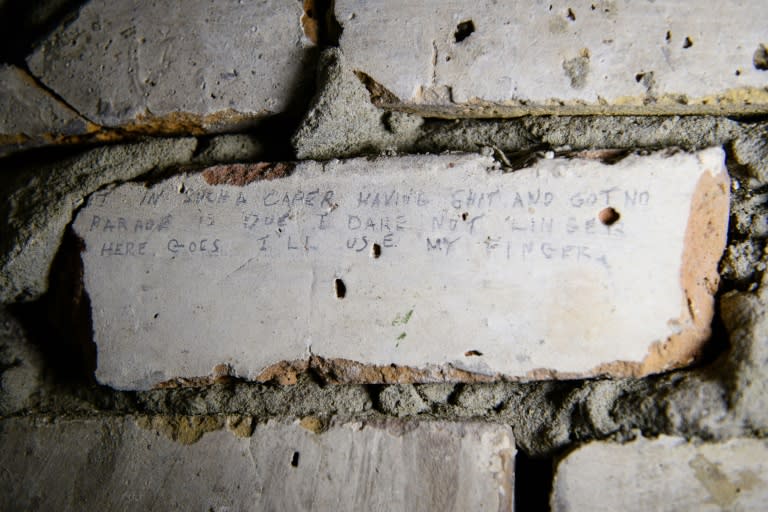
[392, 308, 414, 326]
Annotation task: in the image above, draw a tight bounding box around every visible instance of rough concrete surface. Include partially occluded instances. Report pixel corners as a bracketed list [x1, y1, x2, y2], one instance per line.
[731, 122, 768, 183]
[552, 436, 768, 511]
[292, 49, 759, 161]
[0, 306, 43, 416]
[0, 64, 90, 144]
[719, 175, 768, 286]
[522, 116, 747, 151]
[337, 0, 768, 115]
[0, 416, 515, 512]
[293, 49, 425, 160]
[192, 134, 266, 166]
[27, 0, 316, 128]
[720, 273, 768, 432]
[0, 137, 197, 303]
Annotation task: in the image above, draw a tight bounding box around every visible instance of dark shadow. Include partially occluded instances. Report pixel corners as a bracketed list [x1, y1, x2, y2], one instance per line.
[0, 0, 89, 65]
[9, 228, 97, 385]
[515, 450, 554, 511]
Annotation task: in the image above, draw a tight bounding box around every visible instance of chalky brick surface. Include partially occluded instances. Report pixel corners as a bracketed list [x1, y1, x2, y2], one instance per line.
[337, 0, 768, 115]
[73, 149, 728, 390]
[0, 418, 514, 512]
[27, 0, 313, 127]
[552, 436, 768, 511]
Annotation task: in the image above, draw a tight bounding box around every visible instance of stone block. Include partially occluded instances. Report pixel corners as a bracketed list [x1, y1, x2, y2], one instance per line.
[0, 416, 257, 510]
[0, 64, 91, 153]
[72, 149, 728, 389]
[0, 417, 514, 511]
[552, 436, 768, 511]
[27, 0, 316, 129]
[336, 0, 768, 116]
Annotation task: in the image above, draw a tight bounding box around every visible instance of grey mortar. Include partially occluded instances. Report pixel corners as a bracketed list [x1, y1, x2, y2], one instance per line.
[730, 122, 768, 183]
[191, 134, 266, 166]
[292, 49, 425, 160]
[0, 306, 43, 416]
[0, 137, 198, 303]
[292, 49, 757, 161]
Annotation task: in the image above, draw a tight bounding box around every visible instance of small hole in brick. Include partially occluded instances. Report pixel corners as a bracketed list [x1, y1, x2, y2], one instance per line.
[334, 279, 346, 299]
[566, 8, 576, 21]
[635, 72, 645, 82]
[291, 451, 300, 467]
[461, 212, 469, 221]
[153, 313, 159, 319]
[371, 243, 381, 258]
[683, 36, 693, 49]
[464, 350, 483, 357]
[665, 30, 672, 42]
[598, 207, 620, 225]
[754, 44, 768, 71]
[454, 20, 475, 43]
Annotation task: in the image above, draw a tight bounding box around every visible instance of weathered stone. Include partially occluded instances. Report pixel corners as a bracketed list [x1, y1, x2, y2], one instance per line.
[720, 272, 768, 431]
[0, 64, 92, 155]
[731, 123, 768, 183]
[27, 0, 316, 129]
[0, 307, 43, 415]
[0, 417, 514, 511]
[249, 420, 515, 511]
[293, 49, 425, 160]
[552, 436, 768, 511]
[0, 138, 197, 303]
[0, 416, 257, 510]
[337, 0, 768, 116]
[73, 149, 728, 389]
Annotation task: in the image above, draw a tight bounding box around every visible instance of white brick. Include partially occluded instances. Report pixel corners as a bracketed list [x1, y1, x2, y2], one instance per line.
[73, 149, 729, 389]
[337, 0, 768, 115]
[0, 417, 514, 512]
[552, 436, 768, 511]
[27, 0, 314, 128]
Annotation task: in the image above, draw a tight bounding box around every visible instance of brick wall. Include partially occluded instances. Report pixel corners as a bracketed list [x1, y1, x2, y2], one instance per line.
[1, 1, 767, 510]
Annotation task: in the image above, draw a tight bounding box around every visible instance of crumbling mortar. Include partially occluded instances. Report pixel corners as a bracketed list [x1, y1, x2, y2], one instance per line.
[0, 357, 757, 456]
